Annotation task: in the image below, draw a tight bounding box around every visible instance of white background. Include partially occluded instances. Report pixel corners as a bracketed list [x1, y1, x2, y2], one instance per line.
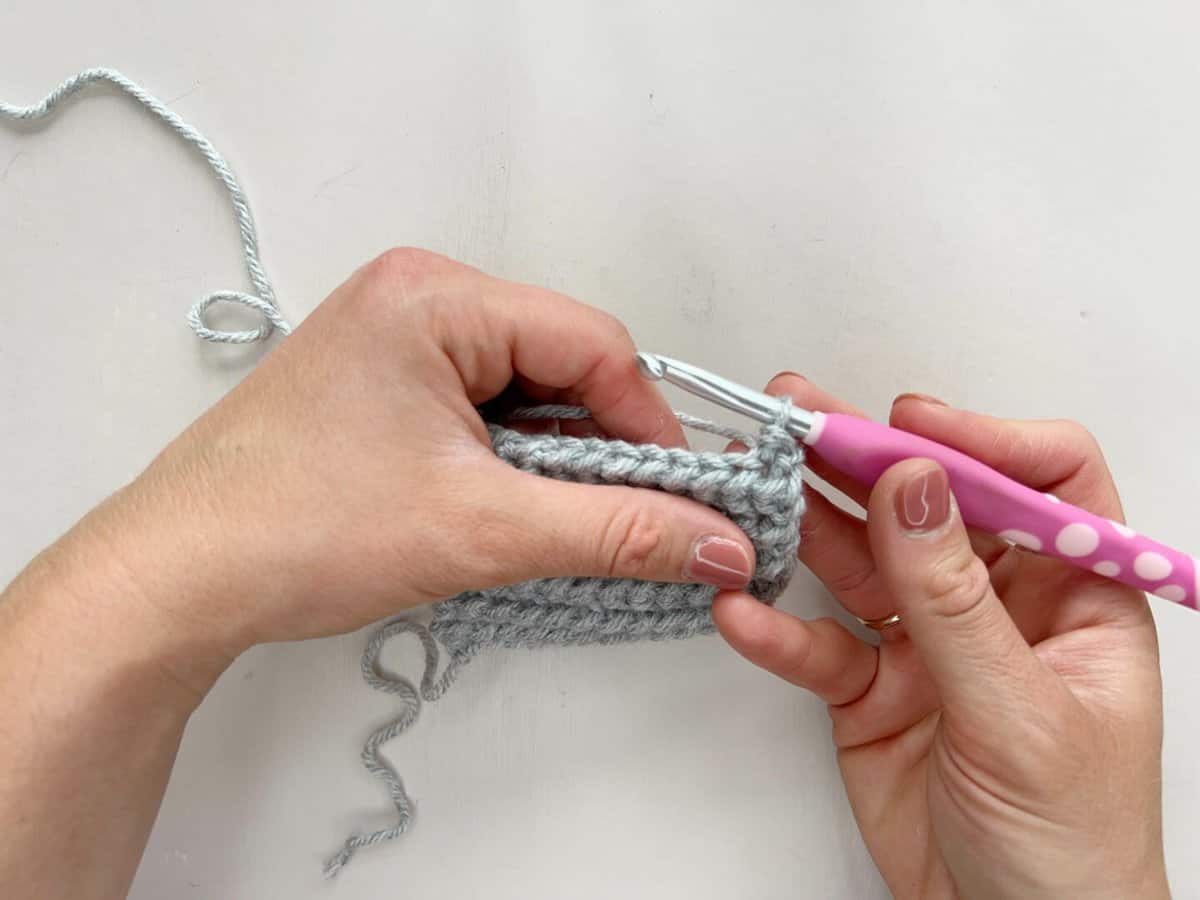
[2, 2, 1198, 897]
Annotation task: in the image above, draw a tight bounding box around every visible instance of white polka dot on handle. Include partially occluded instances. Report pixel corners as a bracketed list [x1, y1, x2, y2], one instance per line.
[1133, 552, 1172, 581]
[1157, 585, 1187, 604]
[1109, 520, 1136, 538]
[1044, 493, 1061, 504]
[1092, 560, 1121, 578]
[1055, 523, 1100, 557]
[999, 529, 1042, 551]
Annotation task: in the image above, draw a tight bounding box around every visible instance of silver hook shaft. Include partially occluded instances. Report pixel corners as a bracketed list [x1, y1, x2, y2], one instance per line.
[634, 352, 816, 439]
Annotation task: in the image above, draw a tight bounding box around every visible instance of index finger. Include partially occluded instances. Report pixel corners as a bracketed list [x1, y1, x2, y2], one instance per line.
[764, 372, 872, 507]
[889, 397, 1123, 520]
[443, 273, 687, 448]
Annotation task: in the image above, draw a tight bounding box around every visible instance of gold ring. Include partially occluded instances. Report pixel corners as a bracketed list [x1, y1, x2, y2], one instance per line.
[856, 613, 902, 631]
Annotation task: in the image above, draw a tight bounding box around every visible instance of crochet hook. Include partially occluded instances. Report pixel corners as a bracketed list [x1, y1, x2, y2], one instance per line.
[635, 351, 1197, 610]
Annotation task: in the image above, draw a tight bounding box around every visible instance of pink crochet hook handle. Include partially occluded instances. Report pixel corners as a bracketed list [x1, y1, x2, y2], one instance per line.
[635, 352, 1197, 610]
[807, 413, 1196, 609]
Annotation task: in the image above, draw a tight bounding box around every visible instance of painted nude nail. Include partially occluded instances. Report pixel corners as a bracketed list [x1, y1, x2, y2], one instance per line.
[683, 536, 752, 588]
[893, 392, 947, 407]
[896, 467, 951, 533]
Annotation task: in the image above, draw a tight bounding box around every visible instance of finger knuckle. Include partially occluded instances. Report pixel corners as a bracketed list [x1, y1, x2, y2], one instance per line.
[923, 550, 993, 622]
[778, 637, 817, 683]
[983, 425, 1027, 466]
[600, 505, 667, 578]
[1052, 418, 1101, 455]
[364, 246, 442, 283]
[593, 308, 632, 345]
[348, 247, 464, 323]
[827, 563, 878, 598]
[735, 615, 787, 662]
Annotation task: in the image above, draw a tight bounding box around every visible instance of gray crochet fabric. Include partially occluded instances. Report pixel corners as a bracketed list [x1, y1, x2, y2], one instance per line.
[1, 69, 803, 877]
[325, 406, 805, 876]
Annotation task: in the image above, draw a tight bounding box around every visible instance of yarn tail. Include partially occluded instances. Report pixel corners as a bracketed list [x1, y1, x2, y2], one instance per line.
[323, 618, 465, 878]
[0, 68, 289, 344]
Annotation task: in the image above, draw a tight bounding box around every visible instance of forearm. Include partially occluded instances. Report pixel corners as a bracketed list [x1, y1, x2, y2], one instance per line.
[0, 495, 234, 900]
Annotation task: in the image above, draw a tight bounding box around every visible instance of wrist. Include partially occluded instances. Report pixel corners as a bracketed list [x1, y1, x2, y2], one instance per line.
[1111, 858, 1170, 900]
[6, 485, 245, 708]
[949, 846, 1170, 900]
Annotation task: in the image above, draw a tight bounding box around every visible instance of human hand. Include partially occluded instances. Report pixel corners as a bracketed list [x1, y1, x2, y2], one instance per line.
[0, 249, 765, 899]
[713, 376, 1167, 899]
[54, 248, 756, 689]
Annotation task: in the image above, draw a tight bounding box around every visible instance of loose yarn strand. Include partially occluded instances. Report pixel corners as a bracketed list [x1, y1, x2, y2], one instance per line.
[508, 405, 757, 446]
[3, 71, 805, 881]
[0, 68, 290, 343]
[327, 405, 803, 876]
[323, 620, 467, 879]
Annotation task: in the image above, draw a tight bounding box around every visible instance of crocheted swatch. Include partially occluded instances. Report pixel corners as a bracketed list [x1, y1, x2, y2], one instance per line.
[325, 408, 805, 876]
[0, 70, 806, 879]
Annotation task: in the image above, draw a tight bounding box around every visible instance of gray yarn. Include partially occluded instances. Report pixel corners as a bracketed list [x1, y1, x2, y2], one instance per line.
[2, 69, 807, 879]
[325, 407, 805, 876]
[507, 403, 758, 445]
[0, 68, 290, 343]
[326, 620, 466, 872]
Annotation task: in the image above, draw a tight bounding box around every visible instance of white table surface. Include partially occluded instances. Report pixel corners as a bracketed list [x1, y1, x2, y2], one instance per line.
[3, 3, 1198, 897]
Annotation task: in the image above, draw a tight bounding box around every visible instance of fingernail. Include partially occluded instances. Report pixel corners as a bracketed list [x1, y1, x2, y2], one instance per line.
[768, 371, 808, 393]
[684, 536, 752, 588]
[893, 392, 946, 407]
[895, 467, 951, 533]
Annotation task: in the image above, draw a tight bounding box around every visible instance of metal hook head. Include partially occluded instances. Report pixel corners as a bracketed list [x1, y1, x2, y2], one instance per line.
[635, 351, 666, 381]
[632, 349, 817, 440]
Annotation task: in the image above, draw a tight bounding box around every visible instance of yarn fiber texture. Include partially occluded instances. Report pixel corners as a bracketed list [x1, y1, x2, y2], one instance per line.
[1, 68, 809, 882]
[324, 406, 806, 876]
[0, 68, 290, 344]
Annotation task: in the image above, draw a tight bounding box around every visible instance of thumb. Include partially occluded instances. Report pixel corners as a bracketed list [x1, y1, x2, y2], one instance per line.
[866, 459, 1047, 720]
[482, 467, 757, 590]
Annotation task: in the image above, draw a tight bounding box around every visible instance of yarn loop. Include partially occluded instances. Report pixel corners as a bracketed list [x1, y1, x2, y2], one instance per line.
[325, 406, 805, 876]
[187, 291, 293, 344]
[0, 67, 290, 344]
[3, 70, 809, 883]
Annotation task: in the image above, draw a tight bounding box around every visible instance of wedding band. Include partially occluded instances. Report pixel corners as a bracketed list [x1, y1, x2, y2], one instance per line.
[856, 613, 902, 631]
